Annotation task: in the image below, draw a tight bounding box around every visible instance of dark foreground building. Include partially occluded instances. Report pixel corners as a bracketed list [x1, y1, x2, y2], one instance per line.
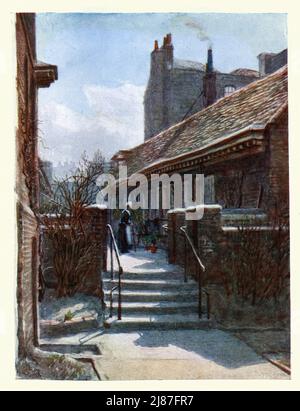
[16, 13, 57, 358]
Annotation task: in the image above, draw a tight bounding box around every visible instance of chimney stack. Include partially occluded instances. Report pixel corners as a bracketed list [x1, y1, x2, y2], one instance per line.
[206, 47, 213, 73]
[162, 33, 173, 68]
[162, 33, 172, 48]
[203, 47, 217, 107]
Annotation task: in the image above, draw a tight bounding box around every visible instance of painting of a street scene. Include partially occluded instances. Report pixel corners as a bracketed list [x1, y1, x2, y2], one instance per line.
[15, 12, 289, 380]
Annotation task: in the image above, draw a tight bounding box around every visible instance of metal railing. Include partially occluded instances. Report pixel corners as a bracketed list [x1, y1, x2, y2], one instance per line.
[163, 223, 210, 319]
[107, 224, 123, 320]
[180, 226, 210, 320]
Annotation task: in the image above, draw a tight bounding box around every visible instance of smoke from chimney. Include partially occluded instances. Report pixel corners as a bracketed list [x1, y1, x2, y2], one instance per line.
[170, 15, 212, 46]
[184, 18, 211, 43]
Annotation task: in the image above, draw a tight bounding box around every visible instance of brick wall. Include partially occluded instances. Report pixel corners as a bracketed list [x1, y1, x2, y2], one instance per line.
[258, 50, 287, 76]
[17, 204, 39, 356]
[186, 206, 223, 282]
[266, 109, 289, 213]
[267, 50, 287, 74]
[215, 73, 258, 100]
[167, 206, 223, 281]
[16, 14, 39, 357]
[83, 206, 108, 290]
[167, 206, 222, 282]
[167, 209, 186, 265]
[208, 154, 267, 209]
[168, 69, 205, 127]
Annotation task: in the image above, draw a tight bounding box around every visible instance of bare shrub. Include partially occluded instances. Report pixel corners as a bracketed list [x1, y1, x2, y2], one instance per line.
[220, 212, 289, 307]
[40, 152, 105, 298]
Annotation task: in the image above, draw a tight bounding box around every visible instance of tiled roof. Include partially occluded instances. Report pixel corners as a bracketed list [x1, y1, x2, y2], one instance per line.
[124, 66, 287, 175]
[230, 68, 260, 77]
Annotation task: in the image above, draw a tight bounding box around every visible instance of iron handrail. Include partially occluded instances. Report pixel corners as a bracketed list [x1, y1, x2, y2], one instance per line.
[107, 224, 123, 320]
[180, 226, 205, 272]
[163, 224, 205, 271]
[163, 223, 210, 319]
[180, 225, 210, 320]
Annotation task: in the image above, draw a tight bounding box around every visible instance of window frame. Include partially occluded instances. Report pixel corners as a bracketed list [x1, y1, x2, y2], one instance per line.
[224, 85, 236, 97]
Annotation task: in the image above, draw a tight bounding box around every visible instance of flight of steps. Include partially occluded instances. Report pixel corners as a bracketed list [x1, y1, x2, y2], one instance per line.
[102, 250, 213, 331]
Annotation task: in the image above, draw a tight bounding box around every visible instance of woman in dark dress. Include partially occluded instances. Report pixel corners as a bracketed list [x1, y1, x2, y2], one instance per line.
[119, 205, 132, 253]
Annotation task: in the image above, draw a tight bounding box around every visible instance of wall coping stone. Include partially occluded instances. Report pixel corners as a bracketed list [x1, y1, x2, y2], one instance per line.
[168, 205, 223, 215]
[86, 204, 108, 210]
[186, 204, 222, 214]
[167, 208, 186, 214]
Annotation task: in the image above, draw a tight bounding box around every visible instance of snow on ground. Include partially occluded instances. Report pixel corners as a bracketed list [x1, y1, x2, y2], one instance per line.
[117, 248, 184, 274]
[40, 289, 102, 322]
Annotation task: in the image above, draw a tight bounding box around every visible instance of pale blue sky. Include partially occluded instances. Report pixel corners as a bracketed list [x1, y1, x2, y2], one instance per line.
[36, 13, 287, 165]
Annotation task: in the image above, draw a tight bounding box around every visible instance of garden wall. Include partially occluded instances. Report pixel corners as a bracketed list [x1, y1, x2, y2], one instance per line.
[166, 206, 288, 284]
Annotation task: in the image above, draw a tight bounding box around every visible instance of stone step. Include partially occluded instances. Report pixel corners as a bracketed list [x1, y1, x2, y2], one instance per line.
[103, 278, 196, 292]
[103, 271, 185, 282]
[104, 289, 199, 303]
[40, 316, 99, 337]
[103, 301, 199, 315]
[104, 313, 213, 331]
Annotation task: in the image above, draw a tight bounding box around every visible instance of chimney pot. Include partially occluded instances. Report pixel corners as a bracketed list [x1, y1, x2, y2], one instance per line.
[154, 40, 159, 50]
[166, 33, 172, 45]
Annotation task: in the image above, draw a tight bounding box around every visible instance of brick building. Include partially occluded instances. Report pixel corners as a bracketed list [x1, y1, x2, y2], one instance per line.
[115, 65, 288, 217]
[144, 33, 287, 141]
[16, 13, 57, 357]
[258, 49, 288, 76]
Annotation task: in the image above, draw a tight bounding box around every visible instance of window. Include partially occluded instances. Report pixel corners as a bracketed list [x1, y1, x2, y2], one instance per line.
[224, 85, 236, 97]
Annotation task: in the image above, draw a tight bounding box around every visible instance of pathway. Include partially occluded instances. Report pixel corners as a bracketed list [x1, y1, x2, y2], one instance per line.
[94, 249, 288, 380]
[93, 329, 289, 380]
[40, 249, 289, 380]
